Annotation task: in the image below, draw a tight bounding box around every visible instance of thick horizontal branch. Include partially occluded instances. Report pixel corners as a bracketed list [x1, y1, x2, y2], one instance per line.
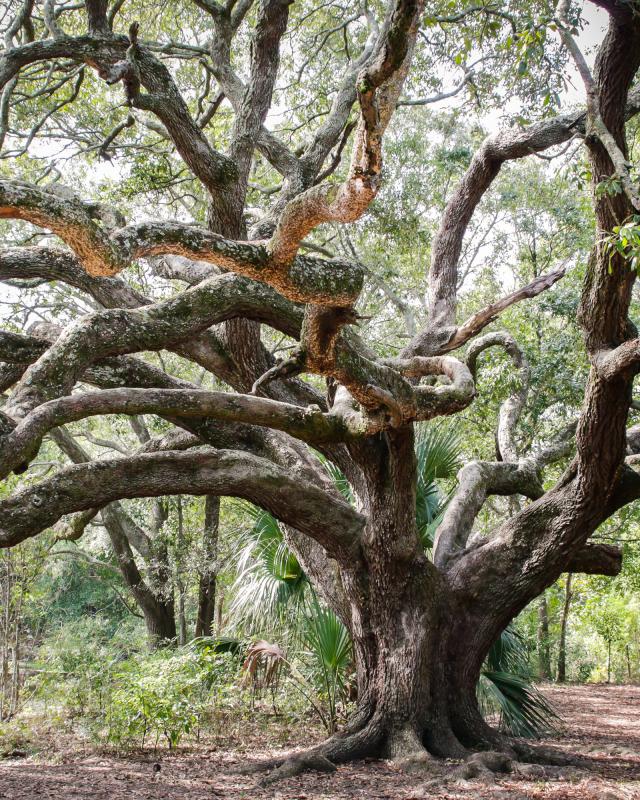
[1, 271, 309, 418]
[0, 180, 127, 276]
[593, 338, 640, 380]
[0, 245, 305, 391]
[0, 244, 303, 335]
[0, 329, 281, 457]
[566, 542, 622, 576]
[0, 182, 363, 305]
[116, 221, 363, 305]
[0, 245, 148, 306]
[0, 387, 356, 479]
[0, 448, 365, 565]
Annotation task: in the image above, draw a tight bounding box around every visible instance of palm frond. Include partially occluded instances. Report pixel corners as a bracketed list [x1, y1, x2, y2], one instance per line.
[303, 598, 352, 683]
[415, 422, 462, 485]
[486, 625, 530, 675]
[301, 594, 353, 732]
[480, 625, 559, 738]
[321, 460, 354, 504]
[230, 506, 307, 631]
[242, 639, 287, 692]
[478, 670, 560, 738]
[415, 422, 462, 548]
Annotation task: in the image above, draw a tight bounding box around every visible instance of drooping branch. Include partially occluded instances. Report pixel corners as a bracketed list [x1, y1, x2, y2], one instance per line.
[466, 331, 530, 463]
[432, 458, 544, 568]
[0, 328, 286, 458]
[405, 84, 640, 357]
[0, 244, 304, 336]
[0, 268, 315, 418]
[0, 448, 366, 566]
[0, 245, 148, 305]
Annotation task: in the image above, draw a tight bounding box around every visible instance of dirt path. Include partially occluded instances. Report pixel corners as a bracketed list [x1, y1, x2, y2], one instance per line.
[0, 684, 638, 799]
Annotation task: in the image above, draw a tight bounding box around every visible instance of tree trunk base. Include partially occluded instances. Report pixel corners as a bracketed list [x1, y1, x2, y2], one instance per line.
[235, 726, 593, 788]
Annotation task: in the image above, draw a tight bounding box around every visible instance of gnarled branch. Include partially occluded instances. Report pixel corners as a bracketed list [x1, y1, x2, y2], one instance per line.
[0, 448, 366, 566]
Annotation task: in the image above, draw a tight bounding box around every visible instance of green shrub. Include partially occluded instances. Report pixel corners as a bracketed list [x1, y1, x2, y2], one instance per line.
[105, 644, 239, 748]
[31, 623, 242, 749]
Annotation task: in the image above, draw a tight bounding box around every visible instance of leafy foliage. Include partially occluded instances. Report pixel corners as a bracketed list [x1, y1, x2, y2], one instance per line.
[604, 215, 640, 275]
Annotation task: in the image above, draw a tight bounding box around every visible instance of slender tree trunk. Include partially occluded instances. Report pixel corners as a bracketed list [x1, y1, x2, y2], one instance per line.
[176, 498, 188, 646]
[557, 574, 572, 683]
[101, 505, 177, 647]
[10, 581, 22, 716]
[537, 593, 552, 681]
[626, 643, 631, 682]
[195, 496, 219, 638]
[215, 586, 224, 634]
[607, 639, 612, 684]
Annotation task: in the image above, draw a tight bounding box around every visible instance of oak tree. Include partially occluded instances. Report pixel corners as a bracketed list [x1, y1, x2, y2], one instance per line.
[0, 0, 639, 775]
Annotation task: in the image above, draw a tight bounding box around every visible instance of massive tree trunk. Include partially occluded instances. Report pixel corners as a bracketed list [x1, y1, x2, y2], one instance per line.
[306, 429, 503, 762]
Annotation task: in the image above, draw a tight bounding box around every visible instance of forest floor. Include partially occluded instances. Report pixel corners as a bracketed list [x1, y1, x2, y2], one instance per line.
[0, 684, 639, 799]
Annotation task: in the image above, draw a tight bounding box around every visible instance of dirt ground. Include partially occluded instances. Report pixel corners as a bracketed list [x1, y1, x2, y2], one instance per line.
[0, 684, 639, 799]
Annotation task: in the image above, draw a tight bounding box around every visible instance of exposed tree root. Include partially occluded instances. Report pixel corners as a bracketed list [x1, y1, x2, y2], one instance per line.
[387, 725, 440, 775]
[510, 738, 592, 769]
[231, 713, 593, 788]
[453, 750, 514, 783]
[258, 753, 336, 786]
[231, 715, 384, 785]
